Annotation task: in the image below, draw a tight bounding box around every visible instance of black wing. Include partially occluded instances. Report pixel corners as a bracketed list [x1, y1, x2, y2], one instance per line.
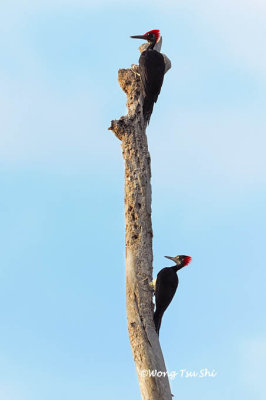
[155, 267, 178, 315]
[139, 49, 165, 121]
[139, 49, 165, 101]
[153, 267, 178, 334]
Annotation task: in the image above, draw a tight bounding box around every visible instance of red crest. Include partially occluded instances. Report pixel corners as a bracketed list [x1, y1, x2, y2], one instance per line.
[144, 29, 160, 42]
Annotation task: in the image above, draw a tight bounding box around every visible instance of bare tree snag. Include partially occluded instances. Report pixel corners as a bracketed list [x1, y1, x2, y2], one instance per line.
[109, 66, 172, 400]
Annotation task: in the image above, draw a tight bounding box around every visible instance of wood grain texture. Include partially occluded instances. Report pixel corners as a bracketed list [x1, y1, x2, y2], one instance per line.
[109, 66, 172, 400]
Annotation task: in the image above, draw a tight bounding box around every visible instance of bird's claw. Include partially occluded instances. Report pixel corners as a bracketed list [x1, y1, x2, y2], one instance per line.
[131, 65, 141, 78]
[138, 277, 154, 292]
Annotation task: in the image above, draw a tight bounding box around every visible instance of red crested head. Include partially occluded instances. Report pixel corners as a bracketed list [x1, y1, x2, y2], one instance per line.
[131, 29, 160, 44]
[165, 255, 192, 270]
[183, 256, 192, 266]
[144, 29, 160, 43]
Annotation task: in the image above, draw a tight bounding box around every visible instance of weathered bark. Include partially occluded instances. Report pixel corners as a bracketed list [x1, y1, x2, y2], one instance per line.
[109, 66, 172, 400]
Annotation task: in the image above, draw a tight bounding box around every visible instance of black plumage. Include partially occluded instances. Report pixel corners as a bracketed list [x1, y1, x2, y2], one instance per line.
[139, 49, 165, 123]
[131, 29, 166, 123]
[154, 266, 178, 334]
[153, 255, 191, 335]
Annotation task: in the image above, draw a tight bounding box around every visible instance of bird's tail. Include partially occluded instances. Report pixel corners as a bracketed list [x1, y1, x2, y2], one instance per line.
[153, 310, 163, 336]
[143, 96, 155, 124]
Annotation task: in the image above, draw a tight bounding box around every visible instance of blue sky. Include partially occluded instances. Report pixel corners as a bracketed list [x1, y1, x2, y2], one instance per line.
[0, 1, 266, 399]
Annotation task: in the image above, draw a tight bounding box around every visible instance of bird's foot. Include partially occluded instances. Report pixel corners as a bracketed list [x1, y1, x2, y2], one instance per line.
[138, 277, 154, 292]
[130, 64, 140, 78]
[149, 279, 156, 292]
[132, 71, 140, 78]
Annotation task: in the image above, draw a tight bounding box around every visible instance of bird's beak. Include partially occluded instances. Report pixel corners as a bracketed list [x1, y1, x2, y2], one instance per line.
[130, 35, 146, 40]
[164, 256, 177, 262]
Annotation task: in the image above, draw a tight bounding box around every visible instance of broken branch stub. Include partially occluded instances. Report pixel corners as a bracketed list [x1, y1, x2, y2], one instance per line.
[109, 66, 172, 400]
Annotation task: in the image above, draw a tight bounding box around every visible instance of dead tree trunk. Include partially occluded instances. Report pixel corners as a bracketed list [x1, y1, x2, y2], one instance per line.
[109, 66, 172, 400]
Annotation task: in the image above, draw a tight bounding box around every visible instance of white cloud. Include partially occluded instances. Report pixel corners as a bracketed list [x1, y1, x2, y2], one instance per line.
[160, 0, 266, 79]
[0, 0, 265, 177]
[0, 76, 112, 169]
[0, 382, 21, 400]
[240, 338, 266, 399]
[150, 108, 266, 190]
[0, 4, 115, 170]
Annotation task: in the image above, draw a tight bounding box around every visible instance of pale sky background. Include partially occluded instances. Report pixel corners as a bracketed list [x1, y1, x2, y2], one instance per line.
[0, 1, 266, 399]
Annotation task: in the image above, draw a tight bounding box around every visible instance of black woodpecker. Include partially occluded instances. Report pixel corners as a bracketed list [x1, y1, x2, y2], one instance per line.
[130, 29, 166, 123]
[153, 255, 192, 335]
